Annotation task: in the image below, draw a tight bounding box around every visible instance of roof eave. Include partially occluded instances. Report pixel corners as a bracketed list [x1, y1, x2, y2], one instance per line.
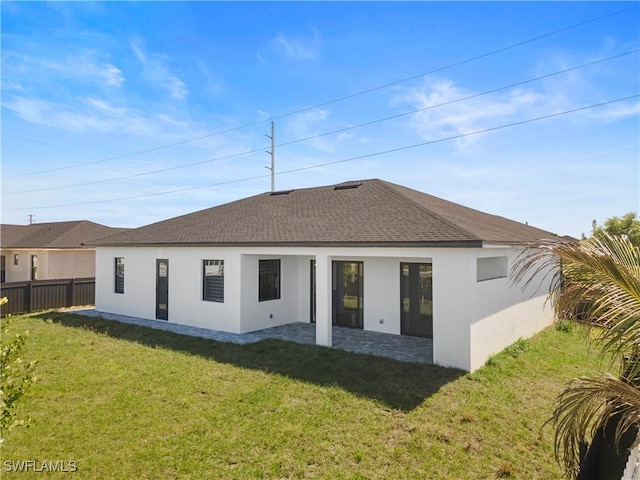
[0, 246, 94, 250]
[92, 240, 485, 248]
[481, 238, 561, 248]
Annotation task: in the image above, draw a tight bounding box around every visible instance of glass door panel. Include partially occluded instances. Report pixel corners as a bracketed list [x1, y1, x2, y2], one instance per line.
[401, 263, 432, 338]
[332, 261, 363, 328]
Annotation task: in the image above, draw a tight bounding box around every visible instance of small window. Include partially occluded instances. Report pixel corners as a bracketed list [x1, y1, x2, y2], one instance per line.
[259, 259, 280, 302]
[115, 257, 125, 293]
[203, 260, 224, 302]
[477, 256, 508, 282]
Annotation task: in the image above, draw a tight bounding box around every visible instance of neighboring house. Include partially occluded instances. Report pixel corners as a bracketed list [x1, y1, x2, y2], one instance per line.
[1, 221, 129, 283]
[93, 179, 558, 372]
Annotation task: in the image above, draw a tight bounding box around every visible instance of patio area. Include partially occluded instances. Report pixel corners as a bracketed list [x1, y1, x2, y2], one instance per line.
[68, 308, 433, 364]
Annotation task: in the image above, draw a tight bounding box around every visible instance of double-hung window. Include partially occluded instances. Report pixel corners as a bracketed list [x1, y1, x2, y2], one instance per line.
[203, 260, 224, 302]
[259, 259, 280, 301]
[115, 257, 125, 294]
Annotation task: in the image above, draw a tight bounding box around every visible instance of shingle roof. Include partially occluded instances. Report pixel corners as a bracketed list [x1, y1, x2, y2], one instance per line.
[94, 179, 559, 247]
[1, 221, 129, 249]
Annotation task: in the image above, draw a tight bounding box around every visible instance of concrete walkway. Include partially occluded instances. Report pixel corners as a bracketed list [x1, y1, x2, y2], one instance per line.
[69, 308, 433, 364]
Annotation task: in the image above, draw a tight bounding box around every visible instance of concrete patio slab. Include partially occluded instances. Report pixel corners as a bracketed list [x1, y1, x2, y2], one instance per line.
[66, 308, 433, 364]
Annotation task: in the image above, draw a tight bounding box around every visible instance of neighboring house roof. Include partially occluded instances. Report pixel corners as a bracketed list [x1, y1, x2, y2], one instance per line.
[0, 221, 129, 249]
[94, 179, 559, 247]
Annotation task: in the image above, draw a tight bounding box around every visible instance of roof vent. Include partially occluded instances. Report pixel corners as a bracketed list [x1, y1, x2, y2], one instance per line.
[270, 190, 294, 196]
[334, 183, 362, 191]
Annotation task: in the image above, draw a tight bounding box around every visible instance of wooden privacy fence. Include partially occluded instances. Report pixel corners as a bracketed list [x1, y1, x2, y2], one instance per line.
[0, 277, 95, 316]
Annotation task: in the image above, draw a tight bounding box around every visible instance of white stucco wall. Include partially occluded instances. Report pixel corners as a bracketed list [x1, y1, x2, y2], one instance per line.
[431, 249, 474, 372]
[96, 247, 243, 332]
[1, 249, 96, 282]
[47, 250, 96, 279]
[468, 248, 554, 371]
[361, 257, 401, 335]
[239, 254, 303, 333]
[95, 244, 555, 372]
[1, 250, 33, 282]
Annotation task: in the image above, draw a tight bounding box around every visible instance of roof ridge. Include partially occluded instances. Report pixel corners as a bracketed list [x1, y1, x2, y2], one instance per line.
[92, 179, 558, 246]
[1, 220, 125, 248]
[374, 179, 480, 241]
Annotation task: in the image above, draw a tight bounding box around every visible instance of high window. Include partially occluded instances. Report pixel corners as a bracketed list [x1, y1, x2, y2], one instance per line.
[259, 259, 280, 301]
[203, 260, 224, 302]
[115, 257, 125, 294]
[476, 256, 508, 282]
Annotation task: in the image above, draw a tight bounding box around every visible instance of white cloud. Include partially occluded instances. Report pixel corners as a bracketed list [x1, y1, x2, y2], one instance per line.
[393, 78, 552, 150]
[131, 42, 188, 100]
[3, 97, 156, 135]
[256, 110, 270, 120]
[590, 100, 640, 121]
[93, 63, 124, 87]
[286, 109, 335, 153]
[1, 79, 25, 92]
[392, 45, 640, 153]
[168, 77, 188, 100]
[4, 52, 124, 89]
[195, 58, 225, 97]
[82, 97, 126, 115]
[131, 43, 147, 64]
[271, 29, 320, 61]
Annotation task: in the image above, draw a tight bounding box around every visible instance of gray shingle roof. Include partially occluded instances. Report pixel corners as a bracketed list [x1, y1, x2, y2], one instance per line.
[93, 179, 559, 247]
[1, 221, 129, 249]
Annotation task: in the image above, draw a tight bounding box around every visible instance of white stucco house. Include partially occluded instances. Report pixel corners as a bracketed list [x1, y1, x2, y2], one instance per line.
[93, 179, 557, 372]
[1, 221, 128, 283]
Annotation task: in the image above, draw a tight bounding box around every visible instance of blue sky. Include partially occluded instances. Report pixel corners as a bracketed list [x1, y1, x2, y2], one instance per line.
[2, 2, 638, 238]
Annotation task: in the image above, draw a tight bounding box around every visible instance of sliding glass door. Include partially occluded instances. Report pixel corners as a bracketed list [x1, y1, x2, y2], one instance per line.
[400, 263, 433, 338]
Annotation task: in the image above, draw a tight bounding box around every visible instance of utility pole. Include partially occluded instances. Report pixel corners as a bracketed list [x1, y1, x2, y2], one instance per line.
[28, 214, 35, 225]
[265, 121, 275, 192]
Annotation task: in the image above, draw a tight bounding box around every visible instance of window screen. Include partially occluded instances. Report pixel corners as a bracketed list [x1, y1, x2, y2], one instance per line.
[115, 257, 125, 293]
[203, 260, 224, 302]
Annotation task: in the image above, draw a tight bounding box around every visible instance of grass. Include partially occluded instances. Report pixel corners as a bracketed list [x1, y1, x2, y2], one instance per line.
[1, 311, 610, 479]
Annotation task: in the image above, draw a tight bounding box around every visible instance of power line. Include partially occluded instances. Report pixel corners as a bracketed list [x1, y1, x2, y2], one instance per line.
[4, 94, 637, 212]
[4, 49, 637, 195]
[3, 5, 637, 179]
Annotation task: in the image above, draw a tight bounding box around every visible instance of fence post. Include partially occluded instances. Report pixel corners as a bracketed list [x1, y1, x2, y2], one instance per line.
[67, 278, 75, 307]
[26, 281, 33, 313]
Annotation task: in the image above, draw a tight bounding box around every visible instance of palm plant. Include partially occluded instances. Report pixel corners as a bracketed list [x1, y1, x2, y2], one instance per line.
[511, 233, 640, 479]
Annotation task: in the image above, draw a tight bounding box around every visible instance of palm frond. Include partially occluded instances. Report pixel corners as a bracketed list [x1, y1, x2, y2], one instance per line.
[512, 234, 640, 476]
[511, 233, 640, 375]
[551, 373, 640, 478]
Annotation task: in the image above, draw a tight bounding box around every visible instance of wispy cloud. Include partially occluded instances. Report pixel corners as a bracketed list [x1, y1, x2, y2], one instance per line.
[588, 100, 640, 121]
[167, 77, 188, 101]
[130, 41, 188, 100]
[270, 29, 320, 61]
[394, 78, 542, 150]
[285, 109, 337, 153]
[82, 97, 127, 115]
[99, 64, 125, 87]
[195, 58, 226, 97]
[2, 50, 124, 89]
[131, 42, 147, 64]
[3, 97, 158, 135]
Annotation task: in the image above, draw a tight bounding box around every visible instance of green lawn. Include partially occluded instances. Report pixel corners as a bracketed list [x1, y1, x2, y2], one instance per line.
[2, 312, 609, 479]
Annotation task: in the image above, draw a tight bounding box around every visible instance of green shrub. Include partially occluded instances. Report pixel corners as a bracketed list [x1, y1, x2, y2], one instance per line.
[0, 298, 37, 442]
[555, 319, 573, 333]
[503, 338, 529, 358]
